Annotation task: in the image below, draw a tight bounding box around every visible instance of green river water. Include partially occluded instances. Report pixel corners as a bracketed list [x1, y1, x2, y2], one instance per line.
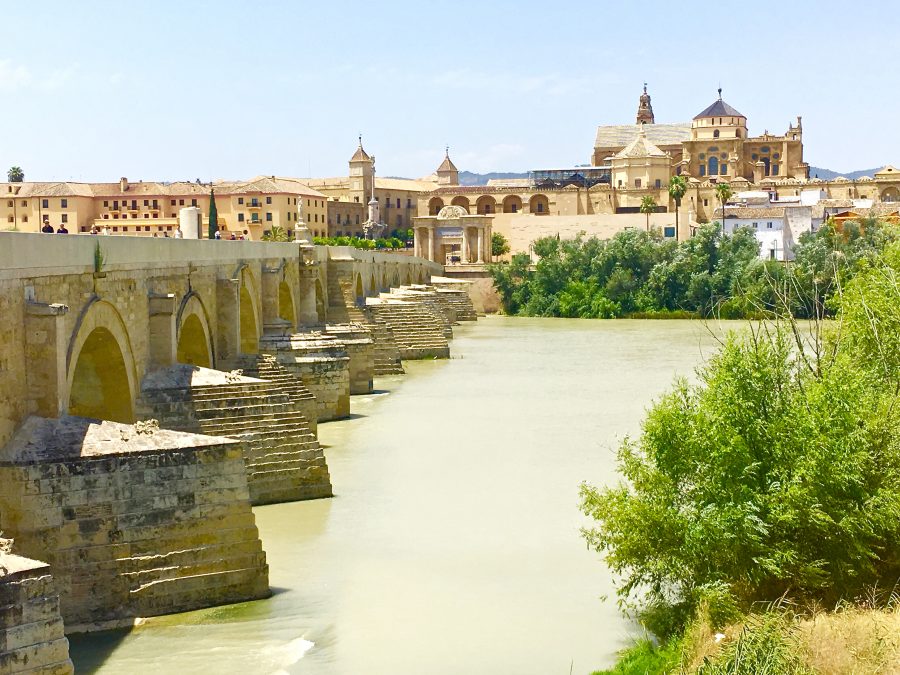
[69, 316, 739, 674]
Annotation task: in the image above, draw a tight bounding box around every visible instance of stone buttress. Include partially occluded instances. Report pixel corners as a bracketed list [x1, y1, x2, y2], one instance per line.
[0, 544, 73, 674]
[0, 417, 270, 631]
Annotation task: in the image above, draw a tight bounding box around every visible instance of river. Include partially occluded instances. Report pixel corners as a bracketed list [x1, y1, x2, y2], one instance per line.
[69, 316, 737, 674]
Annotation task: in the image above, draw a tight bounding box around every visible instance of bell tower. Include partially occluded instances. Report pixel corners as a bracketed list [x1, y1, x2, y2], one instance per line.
[348, 136, 374, 205]
[636, 83, 655, 125]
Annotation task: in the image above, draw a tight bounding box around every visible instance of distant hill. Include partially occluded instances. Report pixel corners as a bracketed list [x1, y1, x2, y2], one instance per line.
[461, 167, 885, 185]
[459, 171, 528, 186]
[391, 167, 885, 187]
[808, 166, 881, 181]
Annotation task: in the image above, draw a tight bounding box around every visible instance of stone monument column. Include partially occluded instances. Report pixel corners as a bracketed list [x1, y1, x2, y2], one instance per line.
[477, 227, 484, 263]
[461, 227, 469, 264]
[428, 226, 435, 262]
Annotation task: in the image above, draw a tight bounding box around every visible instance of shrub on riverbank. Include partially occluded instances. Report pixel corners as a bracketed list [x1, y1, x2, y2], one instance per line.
[583, 241, 900, 671]
[490, 218, 898, 319]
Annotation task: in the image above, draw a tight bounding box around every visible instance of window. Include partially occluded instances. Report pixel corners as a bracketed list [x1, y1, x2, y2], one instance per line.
[179, 199, 184, 206]
[307, 199, 310, 207]
[144, 214, 149, 219]
[767, 222, 773, 229]
[238, 213, 245, 222]
[703, 199, 709, 207]
[713, 129, 720, 138]
[663, 226, 676, 238]
[131, 200, 137, 209]
[634, 179, 642, 188]
[152, 200, 158, 209]
[143, 199, 149, 206]
[22, 215, 27, 222]
[655, 179, 661, 189]
[6, 200, 11, 207]
[772, 164, 779, 176]
[153, 213, 158, 219]
[42, 199, 48, 209]
[251, 213, 259, 223]
[708, 156, 719, 176]
[144, 226, 150, 232]
[61, 199, 68, 208]
[356, 215, 360, 225]
[537, 202, 545, 213]
[6, 216, 11, 223]
[266, 212, 272, 222]
[407, 199, 412, 208]
[266, 196, 272, 204]
[122, 214, 127, 219]
[238, 197, 244, 205]
[396, 198, 400, 208]
[21, 201, 26, 207]
[170, 199, 176, 206]
[191, 199, 197, 207]
[699, 166, 706, 177]
[124, 227, 129, 232]
[752, 222, 758, 229]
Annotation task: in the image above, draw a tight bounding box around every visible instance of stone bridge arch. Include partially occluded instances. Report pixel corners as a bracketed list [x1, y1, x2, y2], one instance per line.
[176, 292, 214, 369]
[66, 298, 138, 423]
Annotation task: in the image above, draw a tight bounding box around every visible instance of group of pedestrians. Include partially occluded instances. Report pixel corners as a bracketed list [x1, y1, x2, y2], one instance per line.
[41, 222, 68, 234]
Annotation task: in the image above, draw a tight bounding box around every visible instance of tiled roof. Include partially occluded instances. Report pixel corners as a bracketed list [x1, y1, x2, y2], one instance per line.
[694, 97, 745, 120]
[374, 177, 437, 192]
[436, 154, 458, 173]
[350, 144, 371, 162]
[613, 127, 667, 159]
[595, 123, 690, 149]
[725, 206, 786, 219]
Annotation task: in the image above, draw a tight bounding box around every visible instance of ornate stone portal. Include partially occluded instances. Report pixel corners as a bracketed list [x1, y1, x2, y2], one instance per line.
[413, 205, 493, 266]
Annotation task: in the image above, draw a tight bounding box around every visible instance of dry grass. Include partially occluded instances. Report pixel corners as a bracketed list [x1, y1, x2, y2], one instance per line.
[679, 603, 900, 674]
[798, 606, 900, 674]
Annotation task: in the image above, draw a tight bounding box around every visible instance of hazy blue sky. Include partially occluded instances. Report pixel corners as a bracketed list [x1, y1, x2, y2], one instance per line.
[1, 0, 895, 182]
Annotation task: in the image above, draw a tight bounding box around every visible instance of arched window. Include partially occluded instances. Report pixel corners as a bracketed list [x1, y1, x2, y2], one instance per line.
[713, 129, 720, 138]
[708, 156, 719, 176]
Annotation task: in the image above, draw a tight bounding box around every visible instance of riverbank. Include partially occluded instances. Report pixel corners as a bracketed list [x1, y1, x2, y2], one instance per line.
[597, 605, 900, 674]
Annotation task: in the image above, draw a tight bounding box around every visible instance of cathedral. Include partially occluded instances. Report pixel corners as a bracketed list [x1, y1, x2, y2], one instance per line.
[592, 85, 807, 184]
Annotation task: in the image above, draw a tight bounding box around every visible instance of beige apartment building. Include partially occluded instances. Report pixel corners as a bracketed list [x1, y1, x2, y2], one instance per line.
[1, 176, 329, 239]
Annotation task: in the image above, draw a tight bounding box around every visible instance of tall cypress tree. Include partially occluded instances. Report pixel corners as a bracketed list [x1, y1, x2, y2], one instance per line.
[208, 188, 218, 239]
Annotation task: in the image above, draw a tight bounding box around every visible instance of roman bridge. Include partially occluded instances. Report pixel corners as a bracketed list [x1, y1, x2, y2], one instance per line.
[0, 232, 476, 654]
[0, 233, 440, 444]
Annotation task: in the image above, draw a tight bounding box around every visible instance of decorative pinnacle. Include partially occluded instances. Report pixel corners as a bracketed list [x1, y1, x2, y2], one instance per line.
[643, 82, 647, 94]
[445, 145, 450, 157]
[718, 86, 722, 99]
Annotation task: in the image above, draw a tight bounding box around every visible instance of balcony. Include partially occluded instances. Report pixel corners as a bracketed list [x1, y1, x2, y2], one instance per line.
[247, 201, 262, 210]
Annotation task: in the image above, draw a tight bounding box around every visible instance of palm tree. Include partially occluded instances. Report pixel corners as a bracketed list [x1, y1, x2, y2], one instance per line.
[640, 195, 657, 232]
[715, 181, 733, 234]
[668, 175, 687, 241]
[7, 166, 24, 183]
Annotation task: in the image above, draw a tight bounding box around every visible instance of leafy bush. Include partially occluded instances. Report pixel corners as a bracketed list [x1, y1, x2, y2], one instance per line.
[489, 219, 898, 320]
[580, 243, 900, 636]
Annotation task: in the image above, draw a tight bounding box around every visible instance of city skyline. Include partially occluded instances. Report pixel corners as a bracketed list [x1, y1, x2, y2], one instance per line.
[1, 0, 896, 182]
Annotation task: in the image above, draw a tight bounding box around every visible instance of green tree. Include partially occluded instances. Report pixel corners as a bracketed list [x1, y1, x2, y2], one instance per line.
[208, 188, 218, 239]
[580, 249, 900, 634]
[491, 232, 510, 259]
[639, 195, 657, 232]
[668, 175, 688, 241]
[7, 166, 24, 182]
[715, 181, 733, 233]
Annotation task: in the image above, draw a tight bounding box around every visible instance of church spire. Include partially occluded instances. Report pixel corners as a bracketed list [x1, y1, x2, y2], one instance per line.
[636, 82, 655, 125]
